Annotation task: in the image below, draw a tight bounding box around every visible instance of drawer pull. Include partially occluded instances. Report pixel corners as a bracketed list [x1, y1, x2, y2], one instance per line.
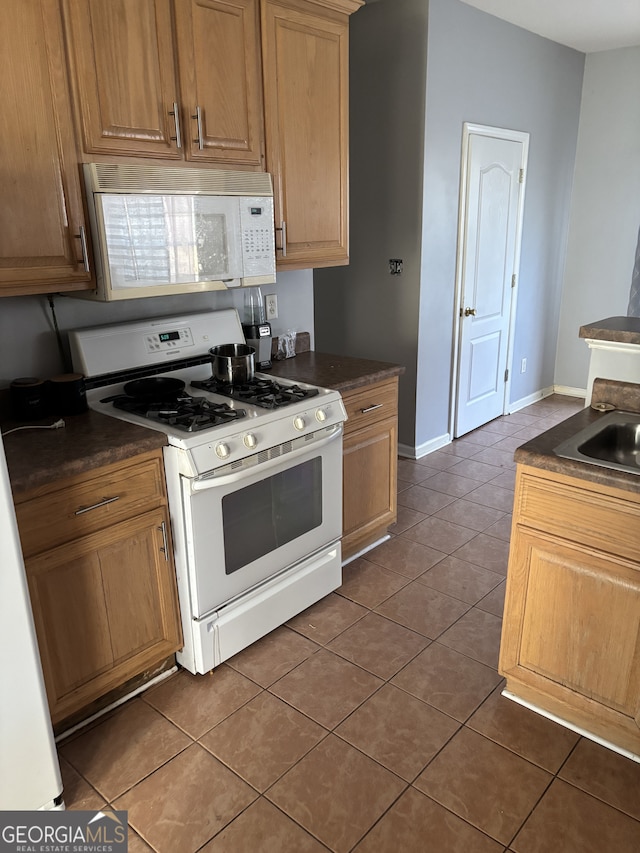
[159, 521, 169, 561]
[74, 496, 120, 516]
[360, 403, 383, 414]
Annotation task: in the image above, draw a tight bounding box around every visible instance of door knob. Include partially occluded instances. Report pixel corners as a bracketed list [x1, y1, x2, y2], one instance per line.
[463, 307, 477, 317]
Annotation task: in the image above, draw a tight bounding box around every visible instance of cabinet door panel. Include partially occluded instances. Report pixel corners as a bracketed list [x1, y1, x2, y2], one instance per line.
[27, 550, 113, 704]
[500, 513, 640, 754]
[262, 1, 349, 268]
[518, 531, 640, 715]
[342, 416, 397, 558]
[175, 0, 264, 164]
[63, 0, 181, 157]
[102, 520, 170, 664]
[26, 509, 181, 723]
[0, 0, 91, 294]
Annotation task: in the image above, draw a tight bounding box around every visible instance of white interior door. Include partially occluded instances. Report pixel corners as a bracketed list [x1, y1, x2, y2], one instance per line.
[454, 124, 528, 437]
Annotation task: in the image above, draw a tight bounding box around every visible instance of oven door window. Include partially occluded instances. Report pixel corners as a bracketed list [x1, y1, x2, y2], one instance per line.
[222, 457, 322, 574]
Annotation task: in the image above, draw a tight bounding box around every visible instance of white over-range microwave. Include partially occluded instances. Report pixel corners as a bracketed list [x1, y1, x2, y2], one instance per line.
[79, 163, 276, 301]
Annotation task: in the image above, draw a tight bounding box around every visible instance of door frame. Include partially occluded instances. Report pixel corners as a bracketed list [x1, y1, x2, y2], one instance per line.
[450, 122, 529, 438]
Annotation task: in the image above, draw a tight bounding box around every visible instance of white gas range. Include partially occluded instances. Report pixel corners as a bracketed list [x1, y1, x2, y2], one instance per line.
[70, 309, 346, 674]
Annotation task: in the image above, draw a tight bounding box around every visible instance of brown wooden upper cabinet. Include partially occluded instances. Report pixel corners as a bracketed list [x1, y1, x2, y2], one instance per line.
[261, 0, 362, 270]
[62, 0, 265, 166]
[0, 0, 92, 296]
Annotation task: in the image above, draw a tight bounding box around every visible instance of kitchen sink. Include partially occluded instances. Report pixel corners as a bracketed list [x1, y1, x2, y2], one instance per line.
[554, 411, 640, 475]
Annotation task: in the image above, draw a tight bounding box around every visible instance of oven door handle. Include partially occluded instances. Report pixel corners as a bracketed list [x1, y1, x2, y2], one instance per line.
[190, 424, 343, 492]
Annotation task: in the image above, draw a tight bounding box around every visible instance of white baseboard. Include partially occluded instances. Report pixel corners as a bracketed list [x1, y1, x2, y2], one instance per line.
[508, 384, 586, 413]
[404, 386, 586, 458]
[507, 385, 554, 413]
[398, 432, 451, 460]
[552, 384, 587, 399]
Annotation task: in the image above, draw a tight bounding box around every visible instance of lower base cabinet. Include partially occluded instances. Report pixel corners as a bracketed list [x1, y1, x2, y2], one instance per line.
[341, 378, 398, 561]
[15, 450, 182, 725]
[499, 464, 640, 756]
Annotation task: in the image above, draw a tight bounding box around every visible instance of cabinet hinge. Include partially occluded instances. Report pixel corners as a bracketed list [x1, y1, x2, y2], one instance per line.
[504, 368, 509, 382]
[519, 168, 524, 183]
[511, 274, 516, 288]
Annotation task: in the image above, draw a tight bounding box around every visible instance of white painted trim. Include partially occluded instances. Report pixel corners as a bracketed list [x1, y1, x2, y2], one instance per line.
[584, 338, 640, 355]
[398, 432, 451, 460]
[506, 385, 555, 413]
[450, 122, 530, 437]
[552, 384, 586, 399]
[502, 689, 640, 764]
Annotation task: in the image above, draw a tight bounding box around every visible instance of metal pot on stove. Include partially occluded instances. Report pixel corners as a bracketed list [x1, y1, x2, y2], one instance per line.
[209, 344, 256, 385]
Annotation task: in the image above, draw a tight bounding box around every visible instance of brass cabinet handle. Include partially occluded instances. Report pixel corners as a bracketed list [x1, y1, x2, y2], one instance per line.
[74, 496, 119, 515]
[169, 102, 182, 149]
[360, 403, 383, 414]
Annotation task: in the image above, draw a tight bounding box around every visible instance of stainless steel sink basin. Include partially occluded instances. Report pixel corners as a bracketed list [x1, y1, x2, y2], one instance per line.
[554, 411, 640, 475]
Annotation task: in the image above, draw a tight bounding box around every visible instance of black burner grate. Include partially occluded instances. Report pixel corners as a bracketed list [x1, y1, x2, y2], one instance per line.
[110, 393, 246, 432]
[191, 377, 319, 409]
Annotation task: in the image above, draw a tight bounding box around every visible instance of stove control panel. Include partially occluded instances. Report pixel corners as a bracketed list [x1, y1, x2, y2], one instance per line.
[144, 327, 194, 354]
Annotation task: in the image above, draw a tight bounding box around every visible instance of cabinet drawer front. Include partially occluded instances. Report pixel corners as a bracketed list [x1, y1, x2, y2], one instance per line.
[16, 457, 166, 557]
[516, 467, 640, 563]
[342, 380, 398, 435]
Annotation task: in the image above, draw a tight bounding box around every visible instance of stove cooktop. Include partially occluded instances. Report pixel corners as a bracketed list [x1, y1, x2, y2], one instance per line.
[110, 392, 247, 433]
[190, 376, 320, 409]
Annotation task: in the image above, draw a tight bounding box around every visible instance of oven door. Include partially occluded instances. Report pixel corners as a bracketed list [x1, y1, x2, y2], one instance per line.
[182, 424, 343, 617]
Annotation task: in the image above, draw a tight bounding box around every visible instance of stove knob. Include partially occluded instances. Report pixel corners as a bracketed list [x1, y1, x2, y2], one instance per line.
[293, 415, 306, 431]
[243, 433, 258, 449]
[215, 442, 230, 459]
[315, 408, 327, 423]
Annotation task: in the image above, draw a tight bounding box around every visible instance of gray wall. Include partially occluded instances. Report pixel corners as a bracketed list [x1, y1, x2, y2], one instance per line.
[315, 0, 584, 453]
[314, 0, 429, 448]
[0, 270, 314, 386]
[555, 46, 640, 390]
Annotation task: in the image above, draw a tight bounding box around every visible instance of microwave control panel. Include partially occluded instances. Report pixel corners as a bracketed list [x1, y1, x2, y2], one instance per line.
[240, 197, 276, 276]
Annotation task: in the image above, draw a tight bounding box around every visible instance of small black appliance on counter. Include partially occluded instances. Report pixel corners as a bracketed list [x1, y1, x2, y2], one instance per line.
[242, 286, 272, 369]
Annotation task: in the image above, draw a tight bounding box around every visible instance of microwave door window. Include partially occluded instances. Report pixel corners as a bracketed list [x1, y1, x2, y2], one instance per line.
[100, 194, 242, 289]
[194, 196, 242, 284]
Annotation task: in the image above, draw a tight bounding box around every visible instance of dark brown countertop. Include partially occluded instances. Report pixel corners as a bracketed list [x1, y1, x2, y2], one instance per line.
[579, 316, 640, 345]
[268, 351, 404, 392]
[514, 379, 640, 494]
[1, 406, 167, 496]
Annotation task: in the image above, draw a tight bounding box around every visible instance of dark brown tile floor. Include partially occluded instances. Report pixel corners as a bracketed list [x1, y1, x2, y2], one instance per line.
[57, 395, 640, 852]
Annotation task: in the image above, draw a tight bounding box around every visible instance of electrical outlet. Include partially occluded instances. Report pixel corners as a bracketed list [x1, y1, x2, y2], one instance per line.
[521, 358, 527, 374]
[265, 294, 278, 320]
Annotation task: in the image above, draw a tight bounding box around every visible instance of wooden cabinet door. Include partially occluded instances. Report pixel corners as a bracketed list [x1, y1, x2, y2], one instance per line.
[174, 0, 264, 165]
[0, 0, 91, 295]
[62, 0, 182, 158]
[27, 509, 182, 723]
[342, 416, 398, 560]
[261, 0, 352, 269]
[500, 526, 640, 754]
